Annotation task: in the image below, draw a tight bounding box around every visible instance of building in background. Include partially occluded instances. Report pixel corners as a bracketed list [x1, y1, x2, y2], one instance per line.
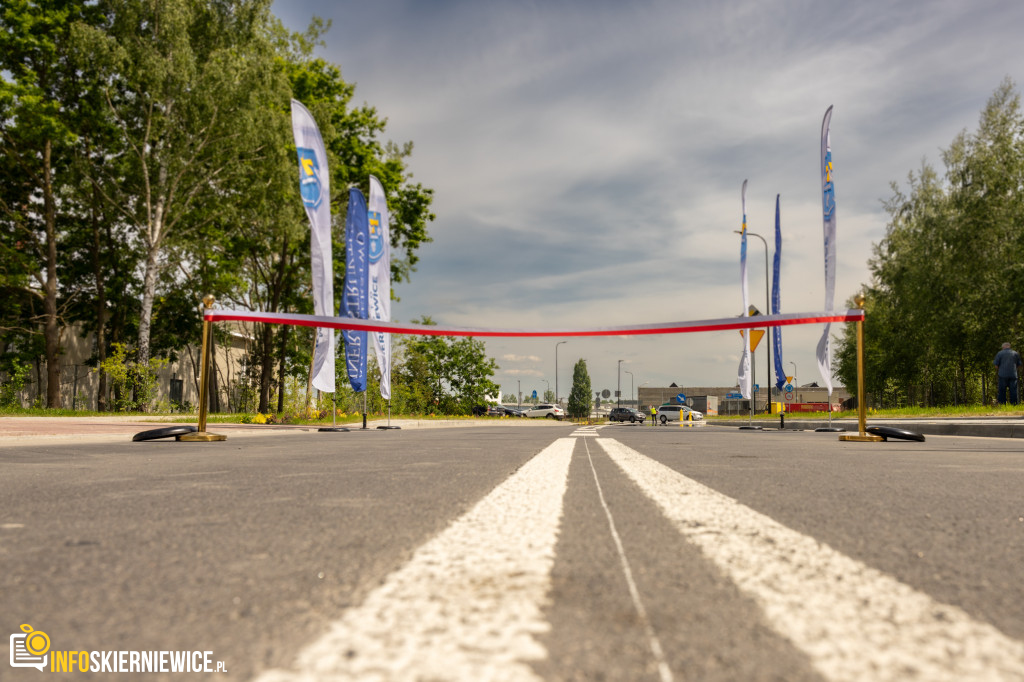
[12, 322, 252, 413]
[638, 383, 851, 417]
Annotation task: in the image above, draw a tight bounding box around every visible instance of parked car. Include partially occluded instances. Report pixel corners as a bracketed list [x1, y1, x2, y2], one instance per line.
[502, 406, 526, 417]
[608, 407, 646, 423]
[655, 404, 704, 424]
[523, 404, 564, 419]
[471, 405, 488, 417]
[486, 405, 505, 417]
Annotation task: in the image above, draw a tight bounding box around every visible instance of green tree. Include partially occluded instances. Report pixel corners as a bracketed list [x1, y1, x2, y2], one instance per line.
[1, 3, 436, 415]
[568, 358, 591, 420]
[395, 317, 499, 415]
[836, 79, 1024, 407]
[73, 0, 282, 371]
[0, 0, 101, 407]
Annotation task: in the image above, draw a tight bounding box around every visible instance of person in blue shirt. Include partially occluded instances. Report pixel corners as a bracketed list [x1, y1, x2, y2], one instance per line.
[993, 342, 1022, 404]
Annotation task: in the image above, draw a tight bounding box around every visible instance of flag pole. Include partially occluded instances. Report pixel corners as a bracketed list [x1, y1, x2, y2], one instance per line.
[318, 389, 349, 432]
[815, 106, 843, 433]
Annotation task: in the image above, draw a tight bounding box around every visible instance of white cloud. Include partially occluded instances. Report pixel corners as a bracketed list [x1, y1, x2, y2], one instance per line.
[502, 354, 542, 363]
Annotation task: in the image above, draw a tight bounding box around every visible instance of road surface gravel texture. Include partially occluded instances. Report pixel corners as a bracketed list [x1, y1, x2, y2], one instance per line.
[2, 417, 1023, 681]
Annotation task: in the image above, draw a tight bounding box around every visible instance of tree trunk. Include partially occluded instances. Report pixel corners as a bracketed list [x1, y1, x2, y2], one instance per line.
[305, 331, 315, 410]
[137, 240, 160, 369]
[136, 163, 167, 371]
[277, 320, 289, 414]
[91, 184, 109, 411]
[258, 323, 274, 413]
[210, 329, 221, 413]
[42, 139, 62, 408]
[34, 356, 42, 406]
[257, 235, 290, 413]
[958, 354, 967, 404]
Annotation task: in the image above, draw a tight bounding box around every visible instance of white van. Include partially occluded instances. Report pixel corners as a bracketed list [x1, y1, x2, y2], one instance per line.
[655, 404, 704, 424]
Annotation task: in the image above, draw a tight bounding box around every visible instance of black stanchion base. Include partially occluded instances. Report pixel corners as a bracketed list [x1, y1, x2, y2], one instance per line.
[133, 425, 198, 441]
[738, 425, 764, 430]
[815, 427, 845, 432]
[866, 425, 925, 442]
[377, 426, 402, 430]
[318, 427, 351, 432]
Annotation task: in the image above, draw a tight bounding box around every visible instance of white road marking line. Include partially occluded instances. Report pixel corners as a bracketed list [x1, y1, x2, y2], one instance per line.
[571, 426, 600, 437]
[582, 438, 674, 682]
[254, 438, 575, 682]
[597, 437, 1024, 682]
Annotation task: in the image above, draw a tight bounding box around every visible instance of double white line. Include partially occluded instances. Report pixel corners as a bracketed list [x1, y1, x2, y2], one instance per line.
[599, 439, 1024, 682]
[256, 438, 1024, 681]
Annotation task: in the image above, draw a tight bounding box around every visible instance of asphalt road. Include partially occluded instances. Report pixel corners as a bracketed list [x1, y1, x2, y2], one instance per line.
[2, 422, 1023, 681]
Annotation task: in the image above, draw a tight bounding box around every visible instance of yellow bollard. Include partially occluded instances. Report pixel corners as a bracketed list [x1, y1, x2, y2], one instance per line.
[679, 409, 693, 428]
[179, 295, 227, 442]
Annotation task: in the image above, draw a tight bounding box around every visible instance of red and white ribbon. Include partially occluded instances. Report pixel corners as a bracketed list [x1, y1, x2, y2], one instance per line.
[203, 308, 863, 338]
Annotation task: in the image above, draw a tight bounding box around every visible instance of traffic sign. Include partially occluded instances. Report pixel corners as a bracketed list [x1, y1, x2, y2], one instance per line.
[676, 393, 686, 404]
[531, 390, 537, 399]
[739, 328, 766, 351]
[785, 391, 794, 401]
[784, 383, 794, 393]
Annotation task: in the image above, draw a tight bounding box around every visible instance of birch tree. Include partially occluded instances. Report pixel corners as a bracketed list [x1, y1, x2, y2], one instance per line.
[74, 0, 280, 368]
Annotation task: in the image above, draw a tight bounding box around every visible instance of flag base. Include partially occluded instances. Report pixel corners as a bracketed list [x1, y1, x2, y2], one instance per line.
[318, 427, 351, 432]
[377, 425, 401, 430]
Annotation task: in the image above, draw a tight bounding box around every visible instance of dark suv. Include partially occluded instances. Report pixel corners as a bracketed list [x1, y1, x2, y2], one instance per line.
[608, 407, 646, 423]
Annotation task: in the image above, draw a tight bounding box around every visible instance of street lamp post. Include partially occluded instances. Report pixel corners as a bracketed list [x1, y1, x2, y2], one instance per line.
[617, 360, 623, 406]
[555, 341, 567, 405]
[789, 361, 797, 390]
[543, 379, 550, 401]
[735, 229, 771, 412]
[624, 370, 634, 405]
[517, 379, 521, 409]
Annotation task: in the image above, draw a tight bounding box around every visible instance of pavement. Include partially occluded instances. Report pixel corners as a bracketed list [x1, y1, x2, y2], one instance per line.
[4, 414, 1024, 442]
[0, 415, 567, 443]
[707, 415, 1024, 439]
[4, 421, 1023, 681]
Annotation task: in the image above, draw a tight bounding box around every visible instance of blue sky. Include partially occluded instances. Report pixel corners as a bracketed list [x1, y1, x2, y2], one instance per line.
[273, 0, 1024, 402]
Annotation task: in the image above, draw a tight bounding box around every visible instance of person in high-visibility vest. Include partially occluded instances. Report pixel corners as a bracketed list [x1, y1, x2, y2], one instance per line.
[650, 405, 657, 426]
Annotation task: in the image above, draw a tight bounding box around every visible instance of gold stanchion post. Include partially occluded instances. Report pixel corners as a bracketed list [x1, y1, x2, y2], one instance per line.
[839, 293, 883, 442]
[179, 295, 227, 442]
